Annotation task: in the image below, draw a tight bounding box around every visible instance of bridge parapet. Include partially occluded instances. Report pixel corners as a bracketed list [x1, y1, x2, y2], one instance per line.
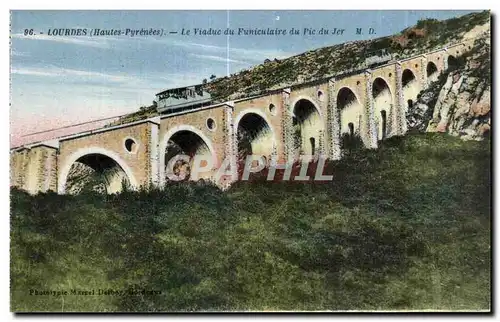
[10, 41, 479, 194]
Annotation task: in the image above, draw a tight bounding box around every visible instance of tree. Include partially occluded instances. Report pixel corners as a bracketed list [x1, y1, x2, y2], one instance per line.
[210, 74, 216, 80]
[202, 78, 208, 85]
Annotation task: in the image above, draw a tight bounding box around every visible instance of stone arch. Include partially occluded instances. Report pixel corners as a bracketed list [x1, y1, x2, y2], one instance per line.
[290, 98, 324, 156]
[159, 125, 217, 184]
[447, 54, 459, 70]
[401, 69, 420, 114]
[426, 61, 439, 83]
[289, 95, 323, 119]
[234, 108, 276, 163]
[402, 69, 418, 88]
[372, 77, 393, 141]
[337, 86, 363, 137]
[58, 147, 137, 194]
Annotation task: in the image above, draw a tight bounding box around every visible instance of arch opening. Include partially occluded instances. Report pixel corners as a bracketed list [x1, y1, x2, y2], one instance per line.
[402, 69, 417, 88]
[348, 123, 354, 137]
[309, 137, 316, 156]
[164, 130, 213, 181]
[317, 91, 324, 101]
[401, 69, 420, 116]
[337, 87, 364, 150]
[380, 110, 387, 140]
[206, 118, 216, 131]
[65, 153, 130, 194]
[269, 104, 276, 115]
[237, 112, 274, 163]
[337, 87, 362, 136]
[292, 99, 323, 156]
[372, 77, 393, 141]
[124, 138, 137, 153]
[447, 55, 459, 71]
[426, 61, 439, 83]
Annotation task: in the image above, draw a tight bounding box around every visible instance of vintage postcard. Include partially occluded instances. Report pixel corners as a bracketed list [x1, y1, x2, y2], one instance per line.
[9, 10, 491, 312]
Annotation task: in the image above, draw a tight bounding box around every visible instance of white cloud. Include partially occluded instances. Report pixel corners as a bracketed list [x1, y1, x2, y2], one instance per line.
[9, 64, 216, 105]
[10, 65, 212, 92]
[155, 39, 295, 62]
[11, 50, 29, 57]
[171, 40, 226, 51]
[11, 65, 136, 83]
[11, 32, 295, 63]
[231, 47, 294, 61]
[189, 53, 250, 65]
[154, 72, 213, 88]
[10, 33, 120, 49]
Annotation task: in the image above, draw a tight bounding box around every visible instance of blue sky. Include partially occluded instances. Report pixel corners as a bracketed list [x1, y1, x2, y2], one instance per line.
[10, 10, 475, 146]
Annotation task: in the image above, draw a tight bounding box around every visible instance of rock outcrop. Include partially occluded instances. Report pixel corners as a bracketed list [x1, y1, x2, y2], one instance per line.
[407, 24, 490, 141]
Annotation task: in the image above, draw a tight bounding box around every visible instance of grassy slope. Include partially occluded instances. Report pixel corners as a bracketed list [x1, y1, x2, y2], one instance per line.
[10, 133, 490, 312]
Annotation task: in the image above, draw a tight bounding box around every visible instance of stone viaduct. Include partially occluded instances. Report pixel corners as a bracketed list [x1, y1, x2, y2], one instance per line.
[10, 41, 474, 194]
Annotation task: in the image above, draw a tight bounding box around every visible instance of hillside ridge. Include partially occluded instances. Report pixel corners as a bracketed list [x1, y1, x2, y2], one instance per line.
[111, 10, 490, 126]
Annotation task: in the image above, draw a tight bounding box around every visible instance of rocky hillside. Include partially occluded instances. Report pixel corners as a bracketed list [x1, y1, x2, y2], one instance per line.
[111, 10, 490, 126]
[407, 23, 490, 141]
[204, 11, 489, 101]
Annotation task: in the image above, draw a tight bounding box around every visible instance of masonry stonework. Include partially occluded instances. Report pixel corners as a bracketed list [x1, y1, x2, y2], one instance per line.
[333, 73, 366, 143]
[371, 64, 397, 139]
[327, 78, 341, 160]
[233, 93, 284, 161]
[281, 88, 294, 162]
[10, 42, 473, 194]
[57, 121, 154, 193]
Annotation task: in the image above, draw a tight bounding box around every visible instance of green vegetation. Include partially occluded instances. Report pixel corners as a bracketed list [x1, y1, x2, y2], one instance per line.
[108, 102, 157, 127]
[11, 133, 490, 312]
[340, 133, 364, 154]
